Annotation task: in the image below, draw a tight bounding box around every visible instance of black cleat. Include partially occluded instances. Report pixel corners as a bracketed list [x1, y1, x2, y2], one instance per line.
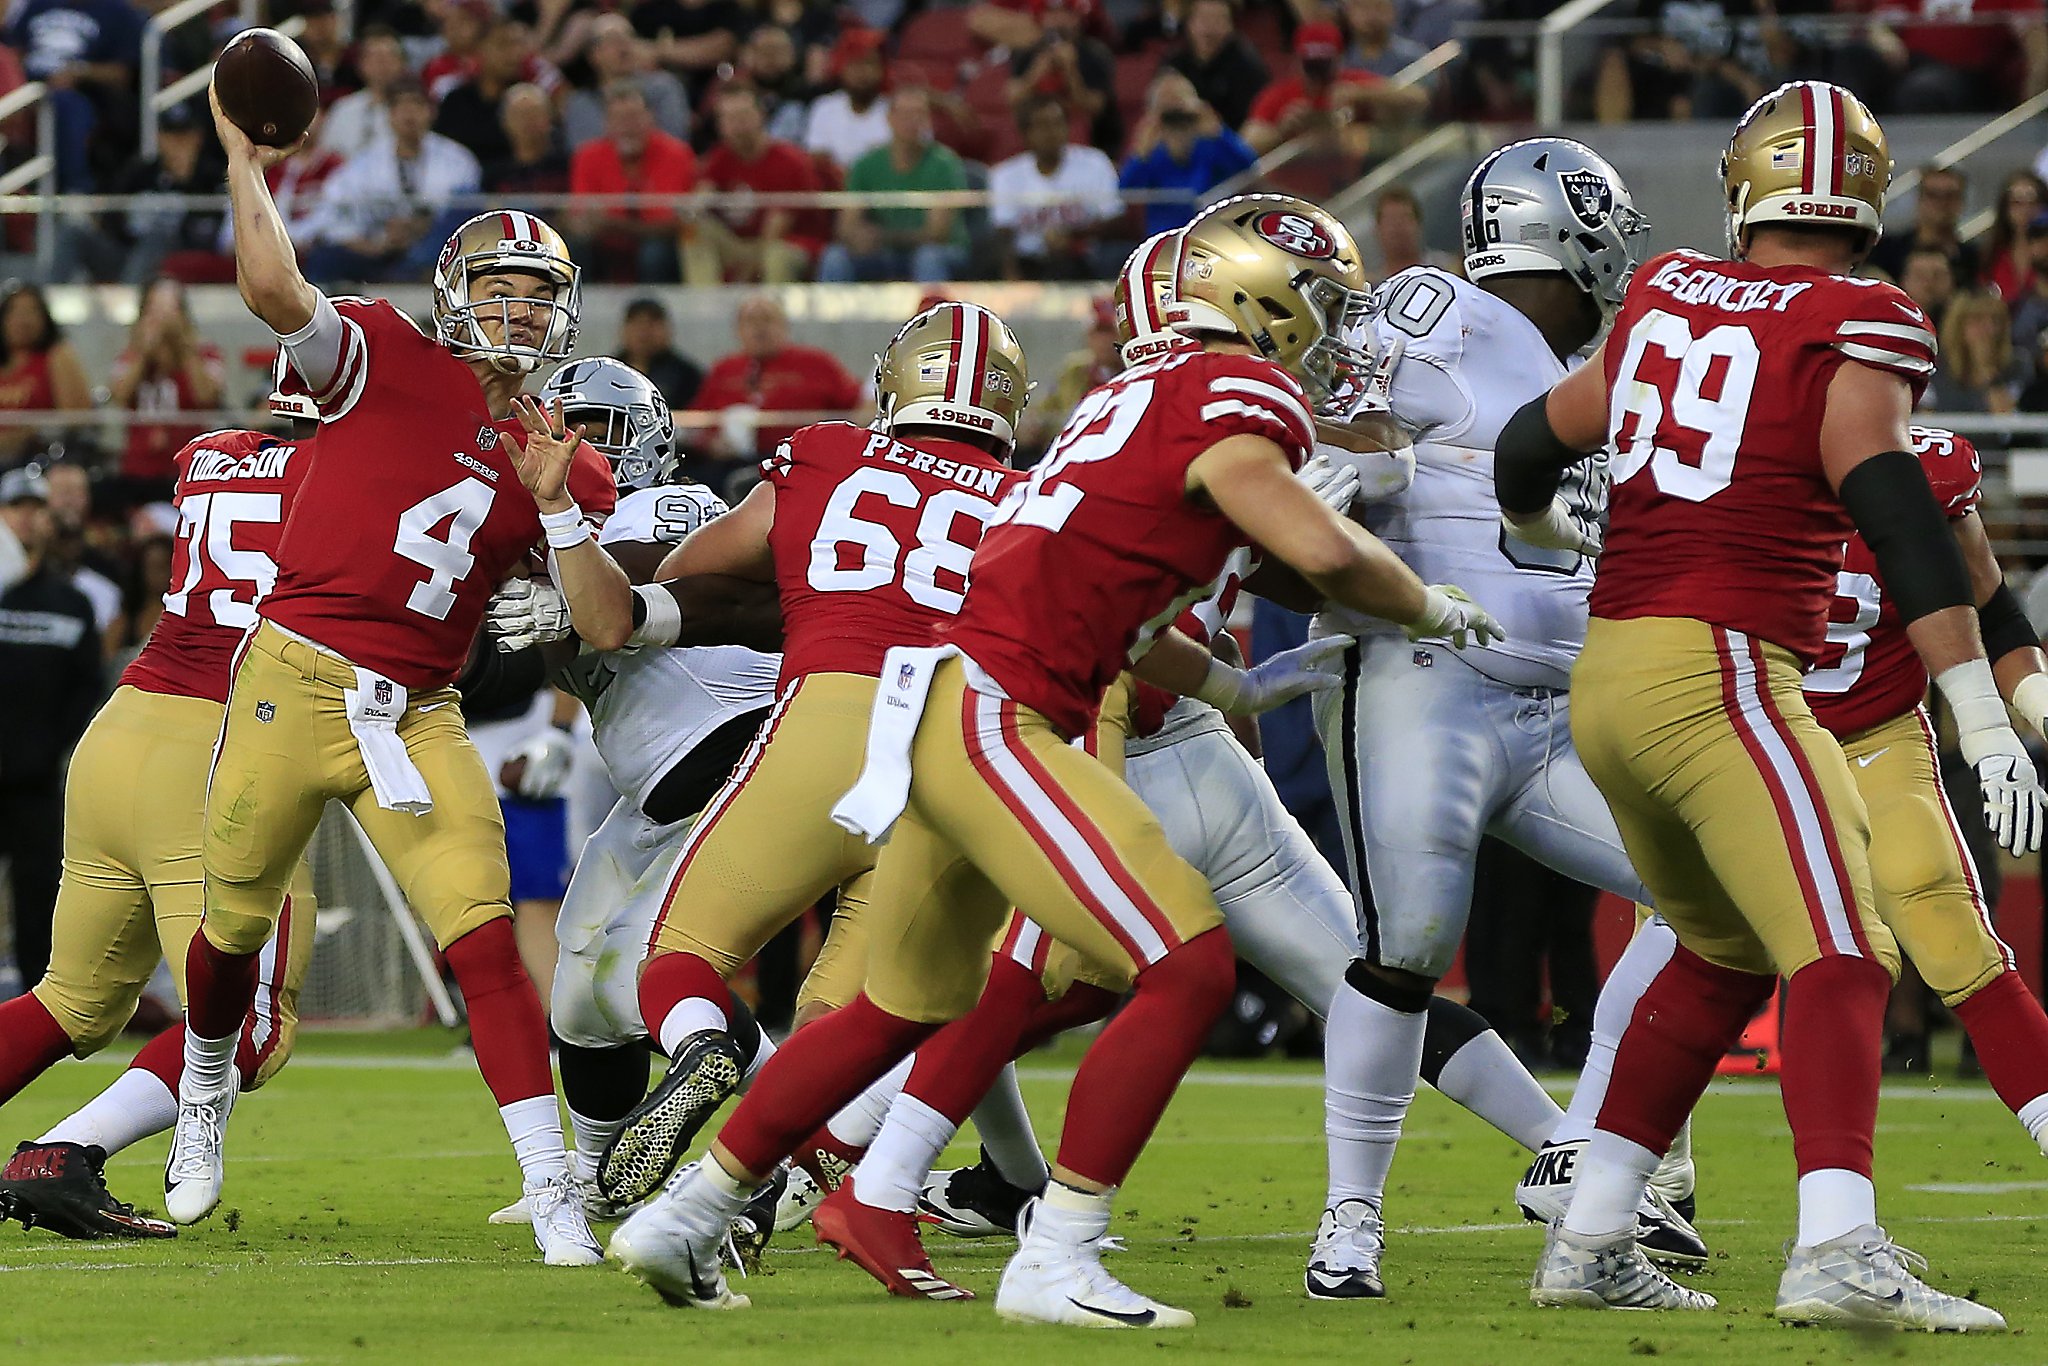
[1637, 1189, 1708, 1272]
[724, 1165, 788, 1275]
[0, 1142, 176, 1240]
[599, 1030, 744, 1206]
[917, 1148, 1036, 1238]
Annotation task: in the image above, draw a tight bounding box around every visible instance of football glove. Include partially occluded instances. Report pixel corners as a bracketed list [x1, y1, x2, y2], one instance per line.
[1942, 659, 2048, 855]
[1192, 635, 1350, 715]
[503, 729, 575, 800]
[1296, 451, 1362, 515]
[2009, 672, 2048, 744]
[1502, 496, 1604, 558]
[1406, 584, 1507, 651]
[487, 577, 573, 651]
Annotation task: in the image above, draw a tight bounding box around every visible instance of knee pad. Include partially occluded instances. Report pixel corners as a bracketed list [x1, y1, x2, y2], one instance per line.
[1345, 958, 1433, 1014]
[200, 903, 282, 958]
[29, 981, 131, 1057]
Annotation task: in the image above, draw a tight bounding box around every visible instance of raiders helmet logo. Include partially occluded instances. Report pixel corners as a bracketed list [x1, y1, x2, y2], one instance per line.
[1251, 211, 1337, 260]
[1558, 170, 1614, 230]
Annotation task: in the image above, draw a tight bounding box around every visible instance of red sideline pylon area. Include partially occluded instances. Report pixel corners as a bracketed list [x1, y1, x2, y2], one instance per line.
[1717, 985, 1783, 1075]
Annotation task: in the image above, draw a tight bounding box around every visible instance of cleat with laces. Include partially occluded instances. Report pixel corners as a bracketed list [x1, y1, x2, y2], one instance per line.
[0, 1142, 175, 1240]
[164, 1083, 235, 1225]
[1516, 1139, 1708, 1270]
[610, 1166, 751, 1310]
[774, 1162, 825, 1233]
[918, 1148, 1034, 1238]
[599, 1030, 743, 1207]
[527, 1170, 604, 1267]
[815, 1177, 972, 1300]
[1775, 1226, 2006, 1332]
[1304, 1198, 1385, 1299]
[1531, 1223, 1718, 1312]
[995, 1198, 1193, 1328]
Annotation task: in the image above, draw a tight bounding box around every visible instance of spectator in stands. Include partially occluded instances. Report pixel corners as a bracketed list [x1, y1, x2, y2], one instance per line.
[633, 0, 742, 89]
[1982, 169, 2047, 304]
[691, 293, 864, 485]
[111, 530, 172, 673]
[735, 25, 815, 144]
[44, 462, 118, 640]
[80, 103, 229, 285]
[1398, 0, 1481, 51]
[250, 114, 345, 253]
[2011, 212, 2048, 356]
[616, 297, 704, 409]
[1899, 245, 1959, 328]
[422, 0, 495, 102]
[1369, 183, 1456, 279]
[990, 94, 1123, 281]
[765, 0, 845, 80]
[110, 280, 224, 484]
[820, 87, 969, 282]
[1164, 0, 1269, 132]
[1009, 0, 1119, 154]
[1872, 0, 2048, 114]
[297, 0, 352, 93]
[804, 29, 892, 173]
[320, 27, 411, 161]
[1243, 20, 1386, 155]
[564, 13, 691, 150]
[486, 84, 571, 199]
[569, 82, 695, 283]
[688, 84, 821, 285]
[305, 80, 482, 285]
[1870, 166, 1978, 283]
[435, 19, 547, 167]
[0, 285, 92, 468]
[5, 0, 141, 191]
[0, 464, 102, 994]
[1343, 0, 1431, 85]
[1929, 290, 2023, 413]
[1120, 71, 1254, 235]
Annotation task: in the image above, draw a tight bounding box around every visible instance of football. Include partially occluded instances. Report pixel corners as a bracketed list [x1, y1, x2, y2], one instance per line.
[210, 27, 319, 148]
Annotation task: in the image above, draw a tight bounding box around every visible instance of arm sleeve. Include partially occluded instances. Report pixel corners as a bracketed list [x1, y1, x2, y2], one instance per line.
[1837, 449, 1976, 626]
[1980, 581, 2039, 663]
[454, 636, 551, 713]
[275, 292, 350, 401]
[1494, 394, 1589, 516]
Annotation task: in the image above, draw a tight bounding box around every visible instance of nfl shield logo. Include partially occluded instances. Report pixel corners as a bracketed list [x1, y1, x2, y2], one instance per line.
[255, 699, 276, 723]
[897, 662, 916, 691]
[1558, 170, 1613, 229]
[1412, 650, 1434, 668]
[476, 425, 499, 450]
[375, 679, 394, 707]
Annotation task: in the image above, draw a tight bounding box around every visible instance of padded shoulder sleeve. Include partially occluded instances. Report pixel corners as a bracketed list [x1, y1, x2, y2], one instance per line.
[1189, 356, 1317, 468]
[1369, 267, 1476, 442]
[1818, 276, 1937, 392]
[1908, 426, 1983, 518]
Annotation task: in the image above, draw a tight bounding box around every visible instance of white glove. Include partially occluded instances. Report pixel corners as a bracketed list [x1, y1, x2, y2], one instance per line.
[1296, 451, 1362, 515]
[1940, 659, 2048, 855]
[2010, 671, 2048, 743]
[1503, 495, 1604, 558]
[503, 729, 575, 800]
[487, 577, 573, 651]
[1191, 635, 1350, 715]
[1406, 584, 1507, 651]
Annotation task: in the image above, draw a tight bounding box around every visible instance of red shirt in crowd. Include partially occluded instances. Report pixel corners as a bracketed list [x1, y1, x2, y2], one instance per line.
[423, 51, 565, 102]
[694, 344, 865, 457]
[1860, 0, 2042, 72]
[1247, 70, 1378, 127]
[699, 138, 822, 250]
[571, 130, 698, 228]
[120, 342, 225, 481]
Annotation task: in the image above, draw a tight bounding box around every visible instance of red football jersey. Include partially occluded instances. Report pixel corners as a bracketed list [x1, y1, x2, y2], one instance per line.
[1806, 428, 1982, 737]
[122, 429, 313, 704]
[258, 298, 617, 688]
[1130, 550, 1250, 739]
[764, 421, 1021, 688]
[1591, 250, 1935, 664]
[946, 349, 1315, 739]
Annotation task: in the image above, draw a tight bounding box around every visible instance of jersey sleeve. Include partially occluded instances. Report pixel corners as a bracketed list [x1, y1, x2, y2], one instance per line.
[1909, 426, 1983, 517]
[599, 484, 731, 547]
[565, 439, 619, 520]
[1194, 358, 1317, 468]
[1368, 268, 1476, 442]
[1820, 278, 1937, 394]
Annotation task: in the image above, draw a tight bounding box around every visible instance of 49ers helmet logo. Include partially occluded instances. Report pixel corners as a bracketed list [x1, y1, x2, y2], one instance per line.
[1251, 211, 1337, 259]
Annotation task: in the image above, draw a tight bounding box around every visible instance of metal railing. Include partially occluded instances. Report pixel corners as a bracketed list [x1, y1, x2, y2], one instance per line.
[141, 0, 265, 160]
[1536, 0, 1628, 129]
[0, 82, 56, 276]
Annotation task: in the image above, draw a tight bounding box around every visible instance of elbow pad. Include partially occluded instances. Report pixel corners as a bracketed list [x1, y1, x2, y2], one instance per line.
[1979, 581, 2040, 664]
[1494, 396, 1585, 516]
[1837, 450, 1974, 626]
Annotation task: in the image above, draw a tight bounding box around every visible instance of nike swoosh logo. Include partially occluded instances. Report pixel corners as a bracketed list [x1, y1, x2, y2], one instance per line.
[1069, 1297, 1156, 1326]
[1855, 748, 1889, 767]
[1893, 301, 1924, 320]
[417, 700, 456, 713]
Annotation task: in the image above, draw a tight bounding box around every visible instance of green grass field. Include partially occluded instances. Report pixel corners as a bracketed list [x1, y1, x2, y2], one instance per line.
[3, 1029, 2045, 1365]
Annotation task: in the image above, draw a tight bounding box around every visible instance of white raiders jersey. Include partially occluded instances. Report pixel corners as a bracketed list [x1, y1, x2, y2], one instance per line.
[560, 483, 781, 810]
[1316, 266, 1607, 690]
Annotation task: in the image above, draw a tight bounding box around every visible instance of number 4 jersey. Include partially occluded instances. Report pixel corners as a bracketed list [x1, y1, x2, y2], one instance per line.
[1593, 249, 1935, 663]
[259, 297, 618, 688]
[1806, 428, 1982, 737]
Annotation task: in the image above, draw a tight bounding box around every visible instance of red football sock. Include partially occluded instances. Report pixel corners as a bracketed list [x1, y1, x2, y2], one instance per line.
[792, 1124, 870, 1184]
[0, 994, 73, 1104]
[1594, 943, 1774, 1156]
[183, 933, 261, 1041]
[717, 994, 934, 1178]
[445, 919, 554, 1107]
[1781, 955, 1890, 1177]
[1016, 981, 1119, 1054]
[637, 950, 733, 1051]
[130, 1024, 185, 1091]
[901, 955, 1049, 1125]
[1055, 928, 1235, 1187]
[1953, 970, 2048, 1116]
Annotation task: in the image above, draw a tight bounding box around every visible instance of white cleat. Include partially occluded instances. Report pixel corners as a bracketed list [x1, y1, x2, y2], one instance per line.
[528, 1171, 605, 1267]
[773, 1162, 824, 1233]
[491, 1177, 635, 1227]
[1516, 1140, 1707, 1270]
[1531, 1222, 1717, 1312]
[1304, 1198, 1385, 1299]
[1775, 1226, 2006, 1332]
[610, 1169, 751, 1310]
[163, 1083, 234, 1226]
[995, 1199, 1193, 1329]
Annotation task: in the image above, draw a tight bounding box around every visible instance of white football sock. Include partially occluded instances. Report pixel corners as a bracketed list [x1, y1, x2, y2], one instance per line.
[1323, 978, 1425, 1210]
[971, 1063, 1049, 1190]
[825, 1055, 912, 1149]
[1797, 1169, 1877, 1248]
[1030, 1178, 1111, 1246]
[855, 1094, 959, 1214]
[1560, 1130, 1659, 1237]
[499, 1095, 570, 1186]
[1551, 915, 1676, 1146]
[567, 1107, 625, 1182]
[740, 1027, 776, 1086]
[656, 997, 728, 1058]
[1433, 1028, 1563, 1152]
[179, 1023, 238, 1100]
[39, 1067, 178, 1156]
[2019, 1095, 2048, 1155]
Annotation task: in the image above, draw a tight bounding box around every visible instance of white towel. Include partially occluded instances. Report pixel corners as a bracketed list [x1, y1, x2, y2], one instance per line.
[830, 644, 958, 844]
[343, 667, 434, 815]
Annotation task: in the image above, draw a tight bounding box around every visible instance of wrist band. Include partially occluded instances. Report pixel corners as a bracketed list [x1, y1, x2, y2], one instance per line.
[629, 583, 684, 648]
[539, 503, 589, 551]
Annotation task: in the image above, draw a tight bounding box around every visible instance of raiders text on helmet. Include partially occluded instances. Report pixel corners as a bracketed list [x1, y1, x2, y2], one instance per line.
[873, 302, 1030, 452]
[431, 210, 582, 374]
[540, 356, 676, 493]
[1113, 230, 1195, 368]
[1169, 194, 1371, 402]
[1461, 137, 1648, 314]
[1722, 81, 1890, 259]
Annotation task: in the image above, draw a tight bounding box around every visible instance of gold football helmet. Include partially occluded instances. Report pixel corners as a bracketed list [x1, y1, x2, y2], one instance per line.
[1722, 80, 1890, 259]
[1113, 230, 1193, 369]
[431, 210, 582, 374]
[1170, 194, 1370, 401]
[873, 302, 1030, 451]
